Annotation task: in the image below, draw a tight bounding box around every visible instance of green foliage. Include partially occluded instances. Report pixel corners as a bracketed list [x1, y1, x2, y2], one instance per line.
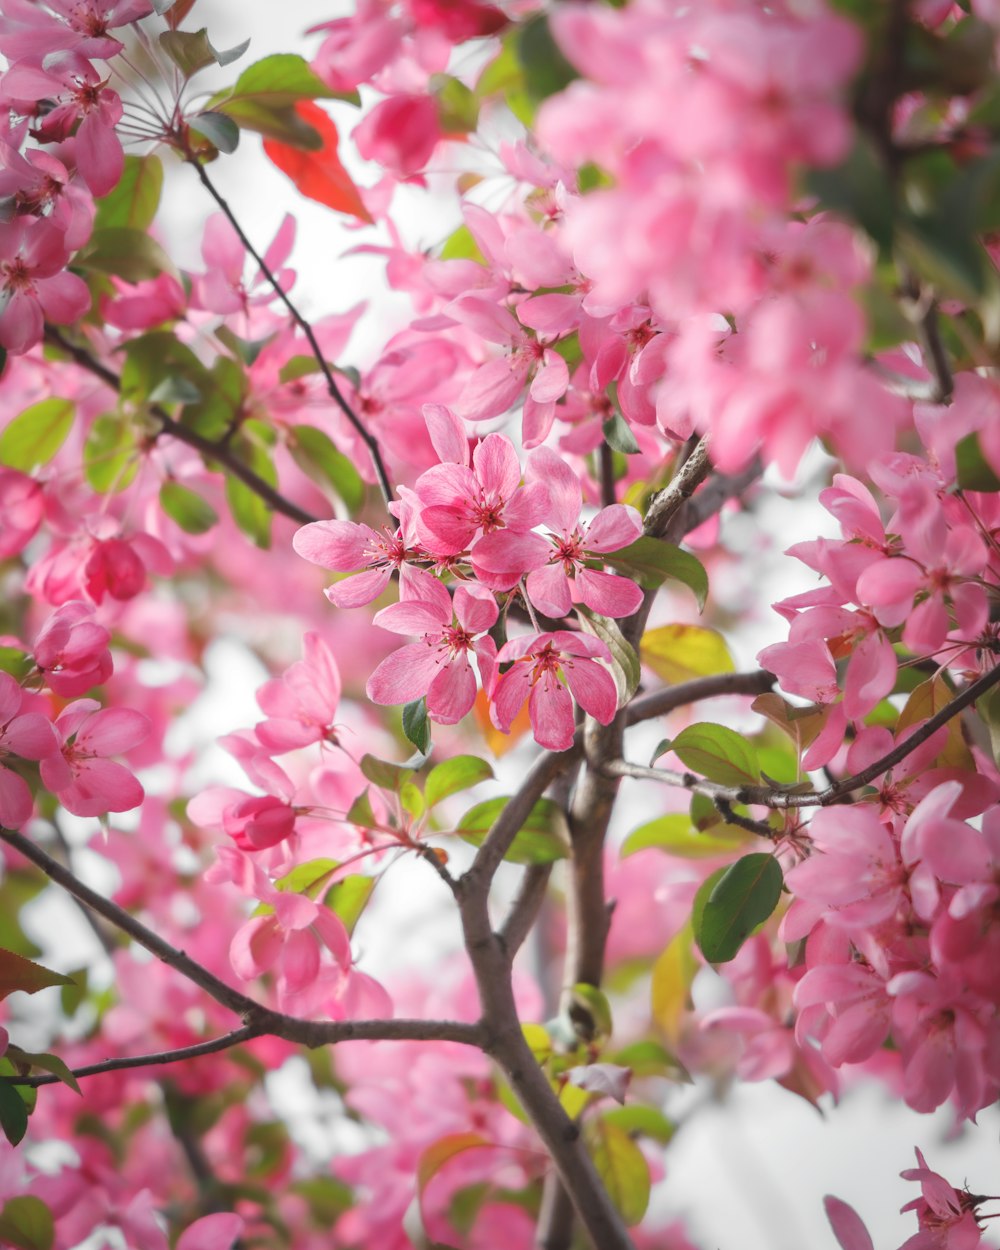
[94, 155, 163, 230]
[425, 756, 494, 808]
[402, 699, 432, 755]
[457, 796, 569, 863]
[288, 424, 365, 513]
[607, 539, 708, 610]
[159, 482, 219, 534]
[206, 54, 351, 148]
[692, 854, 783, 963]
[0, 400, 75, 472]
[670, 723, 760, 788]
[583, 1116, 651, 1226]
[0, 1196, 53, 1250]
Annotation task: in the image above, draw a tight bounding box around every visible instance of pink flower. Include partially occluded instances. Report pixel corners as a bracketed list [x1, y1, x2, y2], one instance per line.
[0, 217, 90, 353]
[491, 630, 617, 751]
[0, 0, 153, 61]
[255, 632, 342, 753]
[899, 1149, 987, 1250]
[0, 468, 45, 557]
[354, 93, 441, 177]
[192, 213, 296, 316]
[293, 497, 422, 608]
[33, 601, 113, 696]
[0, 671, 60, 827]
[367, 579, 498, 724]
[40, 700, 149, 818]
[475, 446, 643, 617]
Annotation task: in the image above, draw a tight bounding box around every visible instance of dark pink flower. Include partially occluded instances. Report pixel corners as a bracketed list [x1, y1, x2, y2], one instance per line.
[0, 671, 60, 828]
[40, 700, 149, 818]
[0, 217, 89, 353]
[34, 601, 113, 697]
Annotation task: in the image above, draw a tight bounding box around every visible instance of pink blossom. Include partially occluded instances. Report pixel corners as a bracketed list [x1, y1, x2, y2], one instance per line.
[0, 671, 60, 827]
[474, 446, 643, 616]
[40, 700, 149, 818]
[354, 93, 441, 177]
[293, 497, 422, 608]
[0, 468, 44, 557]
[255, 632, 342, 753]
[899, 1149, 987, 1250]
[0, 217, 90, 353]
[491, 630, 616, 751]
[33, 601, 113, 696]
[0, 0, 153, 61]
[192, 213, 295, 316]
[176, 1213, 244, 1250]
[367, 579, 498, 724]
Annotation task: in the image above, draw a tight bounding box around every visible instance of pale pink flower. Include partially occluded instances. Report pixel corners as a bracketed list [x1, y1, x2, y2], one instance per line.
[491, 630, 616, 751]
[255, 632, 342, 753]
[367, 579, 498, 724]
[40, 699, 149, 818]
[0, 0, 152, 61]
[192, 213, 295, 316]
[0, 671, 60, 827]
[0, 468, 44, 557]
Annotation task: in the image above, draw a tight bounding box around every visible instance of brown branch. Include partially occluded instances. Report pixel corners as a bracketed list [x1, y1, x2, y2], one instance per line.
[604, 659, 1000, 811]
[680, 456, 763, 536]
[642, 435, 712, 540]
[44, 326, 318, 527]
[499, 863, 553, 959]
[188, 160, 394, 507]
[626, 670, 775, 726]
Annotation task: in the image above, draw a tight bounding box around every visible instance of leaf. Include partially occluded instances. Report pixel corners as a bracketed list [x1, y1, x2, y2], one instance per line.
[402, 699, 431, 756]
[417, 1133, 491, 1197]
[188, 112, 240, 154]
[0, 1196, 53, 1250]
[671, 723, 760, 788]
[77, 227, 178, 284]
[0, 1081, 28, 1147]
[360, 754, 414, 793]
[4, 1047, 80, 1096]
[583, 1117, 651, 1227]
[432, 74, 479, 135]
[160, 29, 236, 77]
[640, 624, 733, 683]
[425, 756, 493, 808]
[650, 924, 698, 1045]
[576, 608, 640, 704]
[566, 1063, 632, 1104]
[602, 1105, 676, 1144]
[346, 788, 377, 830]
[457, 796, 568, 864]
[899, 210, 989, 303]
[275, 859, 340, 898]
[0, 399, 74, 471]
[606, 539, 708, 609]
[897, 676, 973, 770]
[223, 436, 276, 549]
[568, 983, 613, 1044]
[621, 814, 746, 860]
[804, 136, 893, 251]
[438, 224, 486, 264]
[263, 102, 372, 221]
[288, 423, 365, 513]
[159, 482, 219, 534]
[516, 15, 579, 105]
[0, 950, 73, 1002]
[692, 853, 783, 963]
[94, 154, 163, 231]
[603, 413, 640, 455]
[955, 432, 1000, 492]
[751, 693, 828, 754]
[978, 685, 1000, 768]
[324, 875, 375, 935]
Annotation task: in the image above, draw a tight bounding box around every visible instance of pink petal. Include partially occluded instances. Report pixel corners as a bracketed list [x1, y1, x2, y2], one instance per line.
[473, 530, 550, 575]
[0, 766, 32, 828]
[374, 599, 448, 636]
[423, 404, 469, 466]
[584, 504, 642, 552]
[526, 564, 573, 617]
[528, 446, 581, 534]
[491, 664, 532, 732]
[575, 567, 644, 617]
[59, 759, 144, 817]
[177, 1214, 244, 1250]
[428, 657, 477, 724]
[75, 707, 149, 756]
[472, 433, 521, 500]
[529, 678, 575, 751]
[231, 916, 282, 980]
[824, 1197, 875, 1250]
[326, 566, 392, 609]
[453, 583, 498, 633]
[366, 643, 442, 706]
[3, 713, 59, 760]
[457, 356, 528, 421]
[562, 656, 617, 723]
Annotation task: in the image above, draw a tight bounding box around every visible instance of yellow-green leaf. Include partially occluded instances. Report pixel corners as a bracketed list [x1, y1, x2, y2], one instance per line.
[651, 924, 697, 1045]
[583, 1117, 651, 1227]
[641, 624, 734, 684]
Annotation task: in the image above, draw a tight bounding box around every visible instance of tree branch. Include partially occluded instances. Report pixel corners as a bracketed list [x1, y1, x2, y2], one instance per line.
[625, 670, 775, 726]
[642, 435, 712, 540]
[188, 160, 394, 507]
[604, 659, 1000, 811]
[499, 863, 553, 959]
[44, 326, 319, 527]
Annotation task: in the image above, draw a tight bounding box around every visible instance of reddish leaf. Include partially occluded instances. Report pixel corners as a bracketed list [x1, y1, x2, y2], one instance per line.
[263, 102, 373, 223]
[165, 0, 198, 29]
[0, 949, 72, 1003]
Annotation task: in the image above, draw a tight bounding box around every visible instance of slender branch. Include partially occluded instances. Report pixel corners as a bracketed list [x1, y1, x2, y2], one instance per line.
[188, 160, 394, 507]
[7, 1027, 260, 1087]
[0, 828, 484, 1053]
[499, 863, 553, 959]
[642, 435, 712, 540]
[680, 456, 763, 536]
[626, 670, 775, 726]
[598, 442, 617, 509]
[604, 659, 1000, 811]
[44, 327, 319, 527]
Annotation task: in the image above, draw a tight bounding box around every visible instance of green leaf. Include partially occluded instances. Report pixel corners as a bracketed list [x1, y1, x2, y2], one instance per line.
[425, 756, 493, 808]
[650, 924, 698, 1045]
[4, 1047, 80, 1096]
[159, 482, 219, 534]
[78, 227, 178, 284]
[516, 15, 579, 104]
[692, 853, 783, 963]
[324, 875, 375, 935]
[475, 35, 533, 126]
[189, 112, 241, 154]
[576, 609, 639, 704]
[360, 754, 414, 793]
[346, 788, 377, 829]
[671, 722, 760, 788]
[621, 814, 746, 859]
[804, 136, 893, 251]
[640, 624, 734, 684]
[432, 74, 479, 134]
[979, 685, 1000, 767]
[583, 1117, 651, 1227]
[0, 399, 74, 471]
[457, 796, 569, 864]
[603, 413, 640, 455]
[0, 1081, 29, 1147]
[568, 983, 613, 1044]
[275, 858, 340, 899]
[0, 1196, 53, 1250]
[438, 223, 486, 264]
[288, 425, 365, 513]
[160, 29, 221, 76]
[606, 539, 708, 610]
[0, 649, 32, 682]
[400, 781, 425, 820]
[955, 432, 1000, 492]
[899, 210, 989, 303]
[207, 54, 346, 147]
[0, 950, 73, 1002]
[602, 1105, 676, 1145]
[94, 154, 163, 231]
[898, 676, 972, 770]
[402, 699, 431, 756]
[224, 436, 276, 548]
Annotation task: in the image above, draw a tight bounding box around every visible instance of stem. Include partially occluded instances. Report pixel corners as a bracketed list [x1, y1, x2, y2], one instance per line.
[44, 327, 319, 527]
[188, 160, 394, 507]
[626, 670, 775, 726]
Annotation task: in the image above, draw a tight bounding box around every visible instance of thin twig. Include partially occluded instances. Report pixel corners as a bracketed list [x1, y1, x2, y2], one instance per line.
[626, 670, 775, 726]
[499, 863, 553, 959]
[643, 435, 712, 540]
[44, 327, 318, 526]
[188, 160, 394, 506]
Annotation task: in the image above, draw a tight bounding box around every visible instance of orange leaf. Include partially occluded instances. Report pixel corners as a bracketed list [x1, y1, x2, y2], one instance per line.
[473, 687, 532, 757]
[263, 101, 373, 223]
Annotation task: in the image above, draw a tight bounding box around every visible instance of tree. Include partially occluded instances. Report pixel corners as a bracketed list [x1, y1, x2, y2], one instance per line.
[1, 1, 1000, 1248]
